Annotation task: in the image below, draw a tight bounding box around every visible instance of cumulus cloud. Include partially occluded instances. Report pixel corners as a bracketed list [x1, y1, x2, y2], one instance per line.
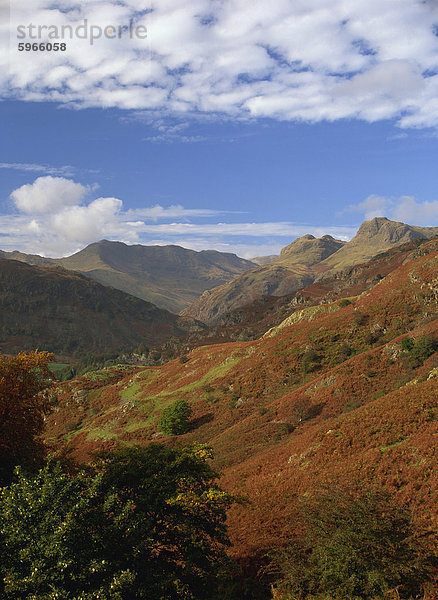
[391, 196, 438, 225]
[50, 197, 123, 242]
[345, 193, 438, 226]
[2, 0, 438, 128]
[1, 175, 355, 257]
[344, 194, 392, 220]
[11, 176, 89, 213]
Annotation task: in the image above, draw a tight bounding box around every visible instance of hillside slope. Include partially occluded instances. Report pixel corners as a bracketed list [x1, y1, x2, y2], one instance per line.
[0, 259, 203, 356]
[182, 234, 344, 324]
[250, 254, 278, 265]
[44, 237, 438, 564]
[0, 241, 256, 314]
[160, 238, 426, 353]
[318, 216, 438, 272]
[182, 218, 438, 324]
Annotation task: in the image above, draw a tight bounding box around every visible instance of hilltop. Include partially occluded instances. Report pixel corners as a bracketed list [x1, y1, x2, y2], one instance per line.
[318, 216, 438, 271]
[0, 259, 203, 356]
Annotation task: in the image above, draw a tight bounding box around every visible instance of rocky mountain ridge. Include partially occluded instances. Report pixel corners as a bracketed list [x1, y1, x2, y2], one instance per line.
[183, 218, 438, 323]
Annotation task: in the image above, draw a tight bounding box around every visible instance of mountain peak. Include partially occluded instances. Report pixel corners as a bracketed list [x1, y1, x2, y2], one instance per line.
[354, 217, 430, 245]
[279, 233, 344, 263]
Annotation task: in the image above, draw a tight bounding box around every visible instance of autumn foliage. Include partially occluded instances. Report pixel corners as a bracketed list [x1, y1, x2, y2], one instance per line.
[0, 351, 54, 481]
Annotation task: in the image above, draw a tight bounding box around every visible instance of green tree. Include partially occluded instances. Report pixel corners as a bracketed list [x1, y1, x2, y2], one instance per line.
[401, 337, 415, 352]
[410, 335, 437, 363]
[0, 444, 236, 599]
[159, 399, 192, 435]
[271, 486, 433, 600]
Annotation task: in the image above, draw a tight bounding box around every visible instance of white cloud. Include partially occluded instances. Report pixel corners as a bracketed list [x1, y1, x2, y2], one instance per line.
[121, 221, 354, 239]
[344, 194, 392, 220]
[391, 196, 438, 225]
[50, 197, 123, 242]
[345, 193, 438, 226]
[11, 176, 89, 213]
[0, 162, 76, 176]
[2, 0, 438, 128]
[2, 175, 355, 257]
[126, 205, 235, 219]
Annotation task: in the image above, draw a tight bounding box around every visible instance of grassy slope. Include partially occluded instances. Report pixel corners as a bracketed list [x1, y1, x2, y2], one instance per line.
[44, 239, 438, 562]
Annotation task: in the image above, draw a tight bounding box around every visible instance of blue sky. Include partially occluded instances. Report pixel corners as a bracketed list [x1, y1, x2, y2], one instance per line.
[1, 0, 438, 258]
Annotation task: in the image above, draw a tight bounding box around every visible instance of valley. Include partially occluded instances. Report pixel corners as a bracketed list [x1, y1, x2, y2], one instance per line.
[2, 217, 438, 599]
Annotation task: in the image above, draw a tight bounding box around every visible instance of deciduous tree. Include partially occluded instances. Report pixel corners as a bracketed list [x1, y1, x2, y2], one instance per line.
[0, 351, 53, 482]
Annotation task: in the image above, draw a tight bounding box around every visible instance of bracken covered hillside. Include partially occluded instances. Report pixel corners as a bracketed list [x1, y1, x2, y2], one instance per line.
[167, 238, 425, 352]
[44, 238, 438, 565]
[0, 259, 203, 356]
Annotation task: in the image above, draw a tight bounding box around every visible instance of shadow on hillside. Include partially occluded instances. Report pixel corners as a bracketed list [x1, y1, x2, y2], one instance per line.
[190, 413, 214, 430]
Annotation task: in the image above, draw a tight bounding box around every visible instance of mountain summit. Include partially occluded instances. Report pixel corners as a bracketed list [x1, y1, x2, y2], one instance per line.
[319, 217, 438, 271]
[278, 234, 345, 264]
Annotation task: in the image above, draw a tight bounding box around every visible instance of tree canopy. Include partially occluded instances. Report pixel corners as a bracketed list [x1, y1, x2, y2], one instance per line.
[158, 398, 192, 435]
[0, 443, 236, 599]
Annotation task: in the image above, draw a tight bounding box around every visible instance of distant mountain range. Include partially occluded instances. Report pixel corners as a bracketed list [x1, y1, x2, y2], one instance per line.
[182, 218, 438, 323]
[0, 259, 203, 356]
[181, 233, 344, 324]
[164, 237, 424, 354]
[0, 241, 255, 314]
[1, 218, 438, 334]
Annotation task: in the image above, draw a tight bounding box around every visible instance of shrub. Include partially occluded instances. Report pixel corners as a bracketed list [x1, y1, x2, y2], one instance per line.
[401, 335, 437, 366]
[158, 399, 192, 435]
[410, 335, 438, 363]
[353, 312, 367, 327]
[0, 351, 54, 483]
[301, 349, 321, 373]
[338, 298, 351, 308]
[401, 337, 415, 352]
[271, 486, 433, 600]
[335, 342, 352, 364]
